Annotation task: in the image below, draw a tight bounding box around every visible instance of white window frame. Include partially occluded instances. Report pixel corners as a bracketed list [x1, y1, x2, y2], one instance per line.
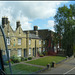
[39, 40, 41, 45]
[39, 48, 41, 53]
[29, 48, 31, 55]
[7, 38, 10, 45]
[58, 43, 59, 48]
[29, 39, 31, 45]
[43, 48, 45, 52]
[54, 46, 57, 53]
[43, 40, 45, 44]
[17, 49, 21, 57]
[18, 38, 21, 45]
[72, 16, 75, 20]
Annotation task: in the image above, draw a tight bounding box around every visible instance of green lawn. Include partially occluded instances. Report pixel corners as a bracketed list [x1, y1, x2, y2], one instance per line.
[26, 56, 66, 66]
[5, 64, 43, 74]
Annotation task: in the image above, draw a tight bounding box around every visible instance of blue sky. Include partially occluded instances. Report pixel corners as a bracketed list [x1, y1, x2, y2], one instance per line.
[0, 1, 75, 31]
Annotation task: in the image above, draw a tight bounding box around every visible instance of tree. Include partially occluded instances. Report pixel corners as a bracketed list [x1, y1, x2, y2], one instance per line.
[54, 4, 75, 57]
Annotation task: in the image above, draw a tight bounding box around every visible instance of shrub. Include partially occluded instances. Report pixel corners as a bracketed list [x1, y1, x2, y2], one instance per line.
[44, 51, 48, 56]
[39, 54, 44, 57]
[42, 51, 46, 56]
[37, 51, 41, 56]
[10, 61, 14, 64]
[28, 57, 32, 60]
[3, 59, 14, 65]
[25, 58, 28, 61]
[21, 57, 28, 61]
[10, 55, 20, 63]
[3, 61, 9, 65]
[21, 57, 25, 61]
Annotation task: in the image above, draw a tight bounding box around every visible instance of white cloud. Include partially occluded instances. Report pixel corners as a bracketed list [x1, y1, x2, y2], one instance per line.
[47, 20, 54, 27]
[50, 28, 55, 32]
[38, 26, 40, 29]
[0, 7, 32, 30]
[0, 1, 69, 30]
[0, 1, 63, 19]
[47, 20, 55, 32]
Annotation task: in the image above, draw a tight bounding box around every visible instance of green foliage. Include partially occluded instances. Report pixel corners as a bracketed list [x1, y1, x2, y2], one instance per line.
[42, 51, 45, 56]
[45, 51, 48, 55]
[42, 51, 48, 56]
[21, 57, 25, 61]
[39, 53, 44, 57]
[24, 58, 28, 61]
[3, 61, 9, 65]
[73, 44, 75, 55]
[38, 50, 44, 57]
[10, 55, 20, 63]
[37, 51, 41, 55]
[26, 56, 66, 66]
[10, 61, 14, 64]
[21, 57, 28, 61]
[28, 57, 32, 60]
[5, 64, 43, 74]
[54, 4, 75, 56]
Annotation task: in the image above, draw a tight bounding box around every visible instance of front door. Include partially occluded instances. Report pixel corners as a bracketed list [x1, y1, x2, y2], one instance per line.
[24, 49, 26, 57]
[33, 48, 34, 56]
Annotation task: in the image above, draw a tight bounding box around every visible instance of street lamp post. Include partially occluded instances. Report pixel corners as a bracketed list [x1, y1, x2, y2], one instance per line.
[0, 25, 12, 74]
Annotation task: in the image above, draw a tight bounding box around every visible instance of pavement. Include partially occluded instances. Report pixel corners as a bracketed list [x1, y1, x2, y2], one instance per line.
[39, 57, 75, 74]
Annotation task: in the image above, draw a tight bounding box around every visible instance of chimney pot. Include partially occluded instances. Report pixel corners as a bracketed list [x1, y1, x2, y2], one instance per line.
[16, 21, 21, 29]
[34, 26, 38, 31]
[2, 16, 8, 28]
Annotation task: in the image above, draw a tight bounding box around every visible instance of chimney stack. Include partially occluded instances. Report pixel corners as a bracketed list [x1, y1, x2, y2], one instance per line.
[6, 17, 8, 24]
[2, 16, 8, 28]
[34, 26, 38, 36]
[34, 26, 38, 31]
[16, 21, 21, 30]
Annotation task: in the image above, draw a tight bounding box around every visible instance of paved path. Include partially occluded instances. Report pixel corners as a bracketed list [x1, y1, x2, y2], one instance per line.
[4, 56, 47, 68]
[39, 57, 75, 74]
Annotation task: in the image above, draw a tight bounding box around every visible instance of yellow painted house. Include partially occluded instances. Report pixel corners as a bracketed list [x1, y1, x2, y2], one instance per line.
[0, 17, 45, 58]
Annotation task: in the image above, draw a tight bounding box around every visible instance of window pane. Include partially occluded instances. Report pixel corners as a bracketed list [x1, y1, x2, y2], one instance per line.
[7, 38, 10, 45]
[39, 48, 41, 53]
[39, 40, 41, 45]
[18, 49, 21, 57]
[18, 39, 21, 45]
[43, 41, 45, 44]
[43, 48, 45, 52]
[29, 40, 31, 45]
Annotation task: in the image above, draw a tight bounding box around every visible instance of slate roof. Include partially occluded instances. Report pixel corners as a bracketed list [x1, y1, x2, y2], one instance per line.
[38, 29, 55, 39]
[24, 29, 54, 39]
[29, 33, 40, 39]
[38, 29, 50, 39]
[23, 31, 41, 39]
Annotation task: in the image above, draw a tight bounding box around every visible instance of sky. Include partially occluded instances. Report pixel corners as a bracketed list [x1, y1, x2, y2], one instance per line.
[0, 1, 75, 31]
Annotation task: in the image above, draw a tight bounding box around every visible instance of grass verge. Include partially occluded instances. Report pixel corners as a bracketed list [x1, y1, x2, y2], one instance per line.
[26, 56, 66, 66]
[5, 64, 43, 74]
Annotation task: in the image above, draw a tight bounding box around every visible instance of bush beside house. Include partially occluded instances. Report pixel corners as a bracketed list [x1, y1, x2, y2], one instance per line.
[21, 57, 28, 61]
[28, 57, 32, 60]
[10, 55, 21, 63]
